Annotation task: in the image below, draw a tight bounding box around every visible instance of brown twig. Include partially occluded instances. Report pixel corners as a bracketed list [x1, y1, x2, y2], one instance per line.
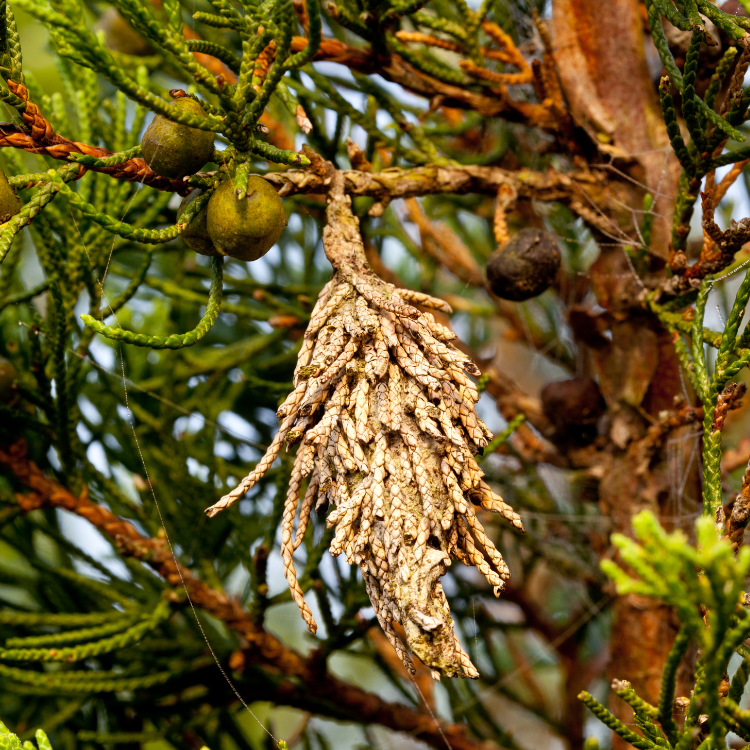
[267, 164, 622, 233]
[661, 191, 750, 296]
[379, 53, 553, 125]
[285, 36, 556, 127]
[712, 159, 750, 205]
[395, 31, 462, 52]
[725, 423, 750, 552]
[394, 27, 531, 72]
[494, 184, 516, 247]
[713, 382, 746, 432]
[253, 41, 278, 92]
[724, 491, 750, 553]
[725, 446, 750, 552]
[459, 60, 532, 86]
[480, 21, 532, 75]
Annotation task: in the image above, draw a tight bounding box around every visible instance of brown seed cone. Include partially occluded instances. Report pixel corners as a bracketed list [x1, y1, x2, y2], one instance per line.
[486, 227, 561, 301]
[205, 171, 523, 679]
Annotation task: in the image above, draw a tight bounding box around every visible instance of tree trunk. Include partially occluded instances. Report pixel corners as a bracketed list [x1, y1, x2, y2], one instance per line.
[551, 1, 693, 745]
[552, 0, 679, 251]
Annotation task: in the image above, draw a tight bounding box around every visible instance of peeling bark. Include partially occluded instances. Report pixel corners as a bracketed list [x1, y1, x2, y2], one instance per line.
[551, 0, 690, 746]
[552, 0, 680, 257]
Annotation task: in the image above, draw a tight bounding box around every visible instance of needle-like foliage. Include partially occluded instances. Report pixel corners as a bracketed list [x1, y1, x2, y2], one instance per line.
[3, 0, 750, 748]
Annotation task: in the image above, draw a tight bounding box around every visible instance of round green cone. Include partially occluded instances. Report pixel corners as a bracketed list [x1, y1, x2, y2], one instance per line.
[206, 176, 287, 262]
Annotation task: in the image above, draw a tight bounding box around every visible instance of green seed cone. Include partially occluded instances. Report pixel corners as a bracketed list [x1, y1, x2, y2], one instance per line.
[178, 190, 219, 257]
[0, 171, 21, 223]
[141, 97, 214, 180]
[206, 176, 287, 262]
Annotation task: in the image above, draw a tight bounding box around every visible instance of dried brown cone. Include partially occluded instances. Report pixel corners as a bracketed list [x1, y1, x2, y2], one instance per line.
[205, 170, 524, 679]
[712, 381, 746, 431]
